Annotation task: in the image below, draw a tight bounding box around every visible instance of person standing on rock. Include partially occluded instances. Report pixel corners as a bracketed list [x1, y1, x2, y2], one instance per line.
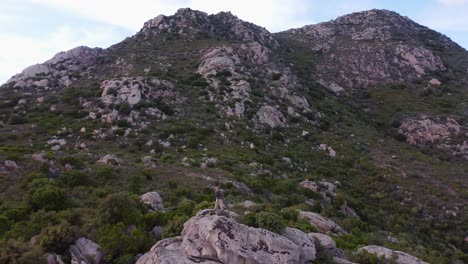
[214, 186, 226, 210]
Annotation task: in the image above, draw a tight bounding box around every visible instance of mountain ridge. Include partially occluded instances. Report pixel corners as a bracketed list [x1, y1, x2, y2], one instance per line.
[0, 7, 466, 264]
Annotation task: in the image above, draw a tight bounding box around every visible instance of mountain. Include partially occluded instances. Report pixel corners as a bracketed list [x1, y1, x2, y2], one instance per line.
[0, 8, 467, 264]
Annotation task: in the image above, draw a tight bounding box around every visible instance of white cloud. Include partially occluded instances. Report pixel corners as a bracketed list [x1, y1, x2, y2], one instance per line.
[0, 25, 120, 83]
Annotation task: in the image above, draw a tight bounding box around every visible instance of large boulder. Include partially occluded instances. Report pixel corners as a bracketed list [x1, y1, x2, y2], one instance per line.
[136, 237, 220, 264]
[256, 106, 287, 128]
[140, 191, 164, 211]
[281, 227, 316, 263]
[358, 245, 428, 264]
[308, 232, 343, 257]
[299, 211, 345, 235]
[137, 209, 316, 264]
[299, 180, 319, 192]
[69, 238, 104, 264]
[47, 253, 64, 264]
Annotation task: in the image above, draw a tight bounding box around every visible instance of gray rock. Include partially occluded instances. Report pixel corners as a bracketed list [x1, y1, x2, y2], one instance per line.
[299, 179, 319, 192]
[299, 211, 345, 235]
[141, 191, 164, 211]
[358, 245, 428, 264]
[152, 226, 163, 240]
[96, 154, 122, 165]
[4, 160, 18, 170]
[70, 238, 104, 264]
[138, 209, 316, 263]
[47, 253, 64, 264]
[256, 106, 286, 128]
[281, 227, 316, 263]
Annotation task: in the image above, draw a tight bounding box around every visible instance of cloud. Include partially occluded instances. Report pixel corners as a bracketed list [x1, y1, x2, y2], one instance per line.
[0, 24, 121, 83]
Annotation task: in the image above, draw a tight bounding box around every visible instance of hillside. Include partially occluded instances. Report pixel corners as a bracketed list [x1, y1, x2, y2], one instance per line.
[0, 8, 467, 264]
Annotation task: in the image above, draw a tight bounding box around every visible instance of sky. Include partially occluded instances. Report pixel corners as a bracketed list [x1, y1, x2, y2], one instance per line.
[1, 0, 468, 84]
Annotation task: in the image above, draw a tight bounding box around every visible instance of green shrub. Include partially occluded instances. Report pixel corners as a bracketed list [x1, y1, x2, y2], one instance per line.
[0, 239, 47, 264]
[38, 221, 78, 254]
[162, 215, 189, 238]
[176, 199, 196, 216]
[118, 103, 131, 115]
[30, 185, 67, 211]
[255, 212, 285, 234]
[61, 170, 91, 187]
[0, 214, 12, 236]
[98, 192, 143, 225]
[280, 208, 299, 221]
[97, 223, 153, 262]
[7, 114, 28, 125]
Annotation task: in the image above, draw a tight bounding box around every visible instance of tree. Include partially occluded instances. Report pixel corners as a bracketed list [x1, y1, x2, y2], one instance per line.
[255, 212, 285, 234]
[30, 185, 67, 211]
[98, 192, 143, 225]
[38, 221, 78, 254]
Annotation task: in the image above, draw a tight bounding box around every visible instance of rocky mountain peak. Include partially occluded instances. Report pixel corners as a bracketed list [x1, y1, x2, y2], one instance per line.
[278, 8, 463, 94]
[139, 8, 276, 47]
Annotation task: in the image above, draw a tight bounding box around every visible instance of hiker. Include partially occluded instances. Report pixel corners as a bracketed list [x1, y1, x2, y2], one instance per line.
[214, 186, 226, 210]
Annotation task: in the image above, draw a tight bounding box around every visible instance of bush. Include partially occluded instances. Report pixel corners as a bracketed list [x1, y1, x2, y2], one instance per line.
[0, 214, 12, 236]
[255, 212, 285, 234]
[38, 221, 78, 254]
[61, 170, 91, 187]
[0, 239, 47, 264]
[280, 208, 299, 221]
[30, 185, 67, 211]
[118, 103, 131, 115]
[97, 192, 143, 225]
[97, 223, 153, 262]
[162, 215, 189, 238]
[7, 114, 28, 125]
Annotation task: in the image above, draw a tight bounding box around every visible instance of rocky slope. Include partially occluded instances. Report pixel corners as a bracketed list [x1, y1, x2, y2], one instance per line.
[0, 7, 467, 264]
[279, 9, 467, 94]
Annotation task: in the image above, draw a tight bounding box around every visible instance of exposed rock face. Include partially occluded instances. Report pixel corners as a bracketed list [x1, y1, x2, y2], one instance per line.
[136, 237, 220, 264]
[399, 117, 462, 144]
[398, 116, 467, 159]
[4, 160, 18, 170]
[140, 191, 164, 211]
[299, 211, 344, 235]
[96, 154, 122, 165]
[196, 42, 309, 121]
[139, 8, 277, 47]
[281, 9, 450, 93]
[256, 106, 287, 128]
[100, 77, 175, 106]
[69, 238, 104, 264]
[281, 227, 316, 263]
[7, 46, 107, 89]
[47, 253, 64, 264]
[299, 180, 319, 192]
[137, 209, 316, 264]
[358, 245, 428, 264]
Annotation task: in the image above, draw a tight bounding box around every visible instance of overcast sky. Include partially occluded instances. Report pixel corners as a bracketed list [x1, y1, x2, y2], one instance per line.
[1, 0, 468, 83]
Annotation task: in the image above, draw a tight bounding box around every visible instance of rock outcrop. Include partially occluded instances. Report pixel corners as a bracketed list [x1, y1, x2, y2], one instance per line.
[69, 238, 104, 264]
[358, 245, 428, 264]
[137, 209, 316, 264]
[6, 46, 107, 89]
[140, 191, 164, 211]
[139, 8, 277, 47]
[299, 211, 345, 235]
[398, 116, 467, 159]
[281, 9, 450, 93]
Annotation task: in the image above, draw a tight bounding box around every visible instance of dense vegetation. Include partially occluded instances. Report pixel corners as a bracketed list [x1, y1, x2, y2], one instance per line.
[0, 9, 467, 264]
